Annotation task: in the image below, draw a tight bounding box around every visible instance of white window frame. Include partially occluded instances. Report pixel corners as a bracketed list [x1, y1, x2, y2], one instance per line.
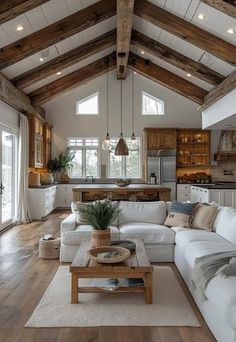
[67, 137, 100, 178]
[107, 138, 141, 179]
[141, 91, 165, 115]
[76, 91, 100, 115]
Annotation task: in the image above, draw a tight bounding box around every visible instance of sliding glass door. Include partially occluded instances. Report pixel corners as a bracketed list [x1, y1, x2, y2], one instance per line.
[0, 126, 17, 231]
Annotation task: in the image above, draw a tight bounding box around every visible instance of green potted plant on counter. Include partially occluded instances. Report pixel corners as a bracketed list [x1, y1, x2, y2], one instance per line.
[58, 150, 75, 183]
[78, 200, 120, 247]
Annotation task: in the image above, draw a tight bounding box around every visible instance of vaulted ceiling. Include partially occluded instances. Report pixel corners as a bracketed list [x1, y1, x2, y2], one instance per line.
[0, 0, 235, 116]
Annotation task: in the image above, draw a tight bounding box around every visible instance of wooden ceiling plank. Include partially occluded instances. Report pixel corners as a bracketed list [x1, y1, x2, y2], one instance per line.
[0, 0, 50, 25]
[134, 0, 236, 66]
[0, 0, 116, 70]
[199, 69, 236, 111]
[12, 29, 116, 89]
[201, 0, 236, 19]
[116, 0, 135, 79]
[131, 29, 224, 86]
[128, 53, 208, 104]
[28, 53, 116, 106]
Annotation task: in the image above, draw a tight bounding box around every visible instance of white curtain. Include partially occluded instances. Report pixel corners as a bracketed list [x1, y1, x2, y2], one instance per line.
[17, 114, 31, 224]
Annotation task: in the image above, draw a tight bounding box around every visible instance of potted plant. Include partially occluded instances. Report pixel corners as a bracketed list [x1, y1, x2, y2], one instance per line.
[58, 150, 75, 183]
[78, 200, 120, 247]
[47, 158, 61, 182]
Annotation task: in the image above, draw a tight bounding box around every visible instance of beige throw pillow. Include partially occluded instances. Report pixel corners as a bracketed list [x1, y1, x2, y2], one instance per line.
[164, 212, 191, 228]
[191, 203, 217, 231]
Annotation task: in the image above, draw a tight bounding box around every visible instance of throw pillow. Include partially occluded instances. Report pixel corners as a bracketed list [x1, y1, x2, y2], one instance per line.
[191, 203, 218, 231]
[71, 201, 83, 224]
[164, 201, 196, 228]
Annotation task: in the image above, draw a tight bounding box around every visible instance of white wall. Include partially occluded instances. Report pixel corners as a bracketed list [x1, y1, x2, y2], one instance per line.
[44, 70, 202, 166]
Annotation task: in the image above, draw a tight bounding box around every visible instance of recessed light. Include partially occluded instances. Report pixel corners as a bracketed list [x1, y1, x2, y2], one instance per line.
[134, 71, 137, 75]
[39, 57, 44, 62]
[197, 13, 204, 20]
[227, 28, 234, 34]
[186, 73, 192, 77]
[16, 25, 24, 31]
[140, 50, 145, 55]
[56, 71, 62, 76]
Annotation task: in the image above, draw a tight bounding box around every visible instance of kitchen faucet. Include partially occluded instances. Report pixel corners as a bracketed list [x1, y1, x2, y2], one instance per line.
[85, 176, 95, 183]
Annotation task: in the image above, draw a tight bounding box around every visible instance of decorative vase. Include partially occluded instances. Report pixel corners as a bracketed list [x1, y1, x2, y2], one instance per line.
[91, 228, 111, 248]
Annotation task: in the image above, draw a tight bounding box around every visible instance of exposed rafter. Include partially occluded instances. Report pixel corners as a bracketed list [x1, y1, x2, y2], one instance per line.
[28, 53, 116, 106]
[0, 0, 50, 25]
[128, 53, 208, 104]
[131, 30, 224, 86]
[134, 0, 236, 66]
[0, 0, 116, 70]
[199, 69, 236, 111]
[201, 0, 236, 19]
[116, 0, 134, 79]
[12, 30, 116, 89]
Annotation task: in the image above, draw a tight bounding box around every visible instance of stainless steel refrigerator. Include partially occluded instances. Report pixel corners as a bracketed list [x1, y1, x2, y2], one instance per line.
[147, 150, 176, 200]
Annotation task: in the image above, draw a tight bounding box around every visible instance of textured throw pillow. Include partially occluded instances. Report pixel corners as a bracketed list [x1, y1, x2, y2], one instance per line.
[191, 203, 218, 231]
[164, 201, 196, 228]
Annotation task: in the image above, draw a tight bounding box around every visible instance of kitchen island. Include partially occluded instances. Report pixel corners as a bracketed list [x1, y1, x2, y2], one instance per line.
[72, 184, 171, 202]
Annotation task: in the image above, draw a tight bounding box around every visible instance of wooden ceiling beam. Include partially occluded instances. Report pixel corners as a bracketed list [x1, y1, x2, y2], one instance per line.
[201, 0, 236, 19]
[199, 69, 236, 111]
[116, 0, 134, 79]
[131, 30, 224, 86]
[28, 53, 116, 106]
[128, 53, 208, 104]
[134, 0, 236, 66]
[0, 0, 50, 25]
[12, 29, 116, 89]
[0, 0, 116, 70]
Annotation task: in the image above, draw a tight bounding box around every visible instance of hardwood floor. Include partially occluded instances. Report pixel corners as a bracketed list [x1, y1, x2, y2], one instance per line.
[0, 210, 216, 342]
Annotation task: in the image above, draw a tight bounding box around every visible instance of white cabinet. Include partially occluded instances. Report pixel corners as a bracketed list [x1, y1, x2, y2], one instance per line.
[177, 184, 191, 201]
[28, 185, 57, 220]
[56, 184, 74, 208]
[190, 186, 236, 208]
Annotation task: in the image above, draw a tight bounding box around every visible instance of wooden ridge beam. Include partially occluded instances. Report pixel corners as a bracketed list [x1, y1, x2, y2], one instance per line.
[12, 29, 116, 89]
[0, 0, 116, 70]
[134, 0, 236, 66]
[131, 30, 224, 86]
[28, 53, 116, 106]
[199, 69, 236, 111]
[128, 53, 208, 104]
[117, 0, 134, 79]
[0, 0, 50, 25]
[201, 0, 236, 19]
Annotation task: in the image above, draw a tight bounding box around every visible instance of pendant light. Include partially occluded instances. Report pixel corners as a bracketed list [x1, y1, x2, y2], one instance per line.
[102, 58, 112, 150]
[128, 69, 138, 150]
[115, 78, 129, 156]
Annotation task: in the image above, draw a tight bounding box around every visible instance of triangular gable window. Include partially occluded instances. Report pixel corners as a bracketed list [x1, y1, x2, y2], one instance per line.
[76, 92, 99, 115]
[142, 91, 164, 115]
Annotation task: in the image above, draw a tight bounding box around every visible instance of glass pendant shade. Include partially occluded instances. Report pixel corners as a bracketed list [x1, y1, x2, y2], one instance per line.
[102, 132, 112, 150]
[115, 133, 129, 156]
[128, 132, 138, 150]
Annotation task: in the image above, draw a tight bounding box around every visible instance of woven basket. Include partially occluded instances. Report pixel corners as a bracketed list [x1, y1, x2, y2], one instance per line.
[88, 246, 131, 264]
[91, 228, 111, 248]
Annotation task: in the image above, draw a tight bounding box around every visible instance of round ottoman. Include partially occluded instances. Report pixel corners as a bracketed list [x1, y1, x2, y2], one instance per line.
[39, 237, 60, 259]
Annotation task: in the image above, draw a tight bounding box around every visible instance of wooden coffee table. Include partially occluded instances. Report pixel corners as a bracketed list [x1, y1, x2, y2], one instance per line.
[69, 239, 154, 304]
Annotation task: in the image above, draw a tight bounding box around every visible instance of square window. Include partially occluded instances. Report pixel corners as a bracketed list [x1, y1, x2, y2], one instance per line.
[76, 92, 99, 115]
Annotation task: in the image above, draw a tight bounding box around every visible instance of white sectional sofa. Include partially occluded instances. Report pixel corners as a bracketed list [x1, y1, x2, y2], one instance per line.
[60, 201, 236, 342]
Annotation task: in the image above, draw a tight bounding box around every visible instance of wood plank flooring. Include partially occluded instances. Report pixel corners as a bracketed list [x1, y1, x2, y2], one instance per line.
[0, 210, 216, 342]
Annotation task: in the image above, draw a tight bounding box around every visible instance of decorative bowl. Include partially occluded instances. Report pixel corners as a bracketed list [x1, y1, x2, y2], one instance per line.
[88, 246, 131, 263]
[115, 179, 132, 187]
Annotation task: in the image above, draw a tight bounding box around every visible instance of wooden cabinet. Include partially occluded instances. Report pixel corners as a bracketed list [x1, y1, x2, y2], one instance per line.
[177, 129, 210, 168]
[43, 123, 52, 167]
[144, 128, 177, 150]
[28, 114, 45, 168]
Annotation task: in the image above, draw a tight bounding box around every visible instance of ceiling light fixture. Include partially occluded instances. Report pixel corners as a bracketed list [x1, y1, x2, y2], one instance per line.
[102, 57, 112, 151]
[16, 25, 24, 31]
[141, 50, 145, 55]
[197, 13, 204, 20]
[227, 28, 234, 34]
[186, 73, 192, 77]
[56, 71, 62, 75]
[39, 57, 44, 62]
[128, 69, 138, 150]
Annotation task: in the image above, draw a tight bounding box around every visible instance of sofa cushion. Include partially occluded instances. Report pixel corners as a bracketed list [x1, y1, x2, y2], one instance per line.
[164, 201, 196, 228]
[191, 203, 217, 231]
[185, 241, 236, 268]
[175, 229, 226, 247]
[213, 207, 236, 243]
[61, 225, 119, 245]
[119, 222, 175, 244]
[118, 201, 166, 225]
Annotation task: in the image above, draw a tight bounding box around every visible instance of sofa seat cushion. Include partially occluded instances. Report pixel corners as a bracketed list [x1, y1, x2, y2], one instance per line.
[62, 225, 119, 245]
[119, 222, 175, 244]
[118, 201, 167, 225]
[175, 229, 226, 248]
[185, 241, 236, 268]
[205, 274, 236, 328]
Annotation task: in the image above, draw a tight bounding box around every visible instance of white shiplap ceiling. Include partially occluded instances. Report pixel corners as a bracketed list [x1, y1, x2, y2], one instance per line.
[0, 0, 235, 101]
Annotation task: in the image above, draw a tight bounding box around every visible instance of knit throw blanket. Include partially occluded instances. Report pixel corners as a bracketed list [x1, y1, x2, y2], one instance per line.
[191, 250, 236, 300]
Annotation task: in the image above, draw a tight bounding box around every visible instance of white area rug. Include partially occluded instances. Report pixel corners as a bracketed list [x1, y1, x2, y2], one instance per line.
[25, 266, 200, 327]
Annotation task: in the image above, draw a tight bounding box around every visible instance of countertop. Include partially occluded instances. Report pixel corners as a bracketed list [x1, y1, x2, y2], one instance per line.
[190, 184, 236, 189]
[72, 184, 171, 191]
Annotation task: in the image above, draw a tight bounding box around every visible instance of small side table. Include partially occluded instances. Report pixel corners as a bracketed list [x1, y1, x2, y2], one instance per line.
[39, 237, 60, 259]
